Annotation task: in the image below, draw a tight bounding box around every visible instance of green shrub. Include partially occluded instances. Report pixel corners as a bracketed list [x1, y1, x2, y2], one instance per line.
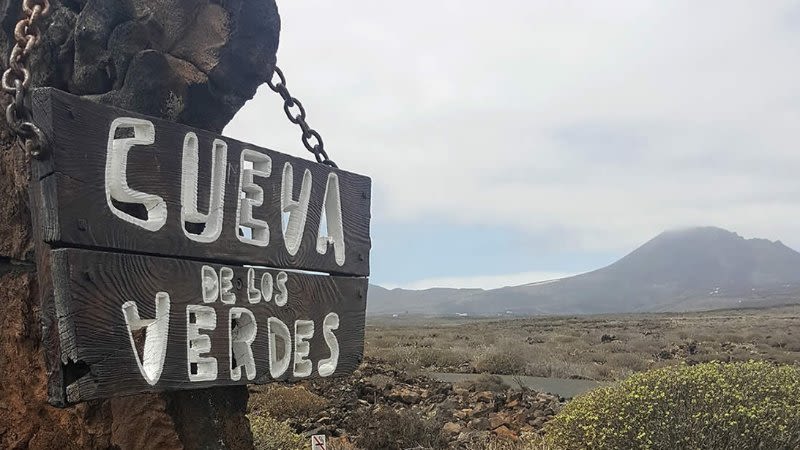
[249, 414, 306, 450]
[545, 361, 800, 450]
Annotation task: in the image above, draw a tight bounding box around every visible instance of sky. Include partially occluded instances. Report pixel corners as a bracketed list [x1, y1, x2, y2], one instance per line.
[226, 1, 800, 290]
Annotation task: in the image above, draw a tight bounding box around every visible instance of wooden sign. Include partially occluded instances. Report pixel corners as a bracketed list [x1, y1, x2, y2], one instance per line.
[28, 89, 371, 406]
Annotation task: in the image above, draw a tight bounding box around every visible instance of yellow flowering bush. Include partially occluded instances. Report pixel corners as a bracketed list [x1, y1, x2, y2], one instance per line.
[545, 361, 800, 450]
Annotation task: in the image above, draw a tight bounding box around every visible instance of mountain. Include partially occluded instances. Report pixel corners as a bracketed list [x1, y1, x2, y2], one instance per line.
[368, 227, 800, 316]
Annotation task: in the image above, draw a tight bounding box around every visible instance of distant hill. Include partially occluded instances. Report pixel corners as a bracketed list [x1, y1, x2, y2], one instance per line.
[368, 227, 800, 316]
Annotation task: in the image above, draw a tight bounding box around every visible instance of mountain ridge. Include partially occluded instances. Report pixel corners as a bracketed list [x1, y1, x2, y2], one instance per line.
[368, 226, 800, 316]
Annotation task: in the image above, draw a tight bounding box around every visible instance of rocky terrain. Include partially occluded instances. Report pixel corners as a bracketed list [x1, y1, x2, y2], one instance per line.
[250, 358, 564, 449]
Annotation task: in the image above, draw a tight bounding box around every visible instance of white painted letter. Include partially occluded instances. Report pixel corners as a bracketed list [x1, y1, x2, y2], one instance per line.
[275, 271, 288, 306]
[186, 305, 217, 382]
[293, 320, 314, 378]
[236, 150, 272, 246]
[246, 268, 261, 304]
[202, 265, 218, 303]
[105, 118, 167, 231]
[229, 308, 257, 381]
[268, 317, 291, 378]
[219, 267, 235, 304]
[122, 292, 170, 386]
[260, 272, 273, 303]
[317, 173, 345, 266]
[281, 162, 312, 255]
[181, 133, 227, 243]
[318, 313, 340, 377]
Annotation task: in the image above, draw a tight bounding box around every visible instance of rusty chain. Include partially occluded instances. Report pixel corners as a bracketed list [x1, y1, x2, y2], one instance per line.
[4, 9, 328, 166]
[2, 0, 50, 159]
[267, 66, 337, 168]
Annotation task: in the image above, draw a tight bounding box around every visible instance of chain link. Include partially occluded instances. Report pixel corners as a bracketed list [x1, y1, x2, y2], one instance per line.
[3, 0, 49, 159]
[267, 66, 337, 168]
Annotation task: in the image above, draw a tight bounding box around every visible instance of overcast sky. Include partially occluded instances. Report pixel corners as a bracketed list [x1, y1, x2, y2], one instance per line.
[226, 1, 800, 290]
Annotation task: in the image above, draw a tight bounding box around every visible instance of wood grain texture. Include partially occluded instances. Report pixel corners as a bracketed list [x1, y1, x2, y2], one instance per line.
[31, 88, 371, 277]
[29, 157, 66, 406]
[49, 248, 367, 405]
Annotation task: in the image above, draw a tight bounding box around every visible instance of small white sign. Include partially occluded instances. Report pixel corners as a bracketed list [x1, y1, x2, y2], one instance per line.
[311, 435, 327, 450]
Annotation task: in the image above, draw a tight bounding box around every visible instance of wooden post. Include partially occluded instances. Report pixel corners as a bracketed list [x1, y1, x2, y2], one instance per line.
[0, 1, 281, 448]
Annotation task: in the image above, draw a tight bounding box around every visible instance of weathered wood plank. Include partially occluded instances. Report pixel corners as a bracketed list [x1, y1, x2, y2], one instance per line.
[49, 248, 367, 405]
[31, 88, 371, 277]
[29, 156, 66, 406]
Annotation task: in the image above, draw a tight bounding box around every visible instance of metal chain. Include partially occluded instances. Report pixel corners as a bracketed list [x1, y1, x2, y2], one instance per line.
[2, 0, 50, 159]
[267, 66, 337, 168]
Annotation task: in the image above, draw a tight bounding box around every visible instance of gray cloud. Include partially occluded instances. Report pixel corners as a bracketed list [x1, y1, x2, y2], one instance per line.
[226, 0, 800, 255]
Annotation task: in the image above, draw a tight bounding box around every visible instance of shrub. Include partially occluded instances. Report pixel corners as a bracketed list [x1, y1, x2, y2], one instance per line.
[415, 347, 468, 368]
[380, 346, 467, 370]
[545, 361, 800, 450]
[249, 385, 327, 421]
[475, 348, 526, 374]
[606, 352, 649, 373]
[326, 438, 360, 450]
[455, 373, 509, 392]
[466, 433, 553, 450]
[348, 408, 447, 450]
[522, 355, 610, 381]
[249, 414, 306, 450]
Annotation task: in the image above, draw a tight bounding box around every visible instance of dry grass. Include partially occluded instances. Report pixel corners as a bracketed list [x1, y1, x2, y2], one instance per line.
[326, 439, 360, 450]
[249, 384, 328, 421]
[323, 432, 554, 450]
[454, 373, 509, 392]
[465, 433, 554, 450]
[366, 305, 800, 380]
[474, 346, 527, 374]
[249, 414, 306, 450]
[347, 408, 448, 450]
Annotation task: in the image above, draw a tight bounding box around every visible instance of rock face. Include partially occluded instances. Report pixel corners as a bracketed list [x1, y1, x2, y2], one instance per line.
[1, 0, 280, 133]
[0, 1, 279, 449]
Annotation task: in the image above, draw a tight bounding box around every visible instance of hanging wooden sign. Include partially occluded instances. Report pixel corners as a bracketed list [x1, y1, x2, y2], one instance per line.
[28, 89, 371, 406]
